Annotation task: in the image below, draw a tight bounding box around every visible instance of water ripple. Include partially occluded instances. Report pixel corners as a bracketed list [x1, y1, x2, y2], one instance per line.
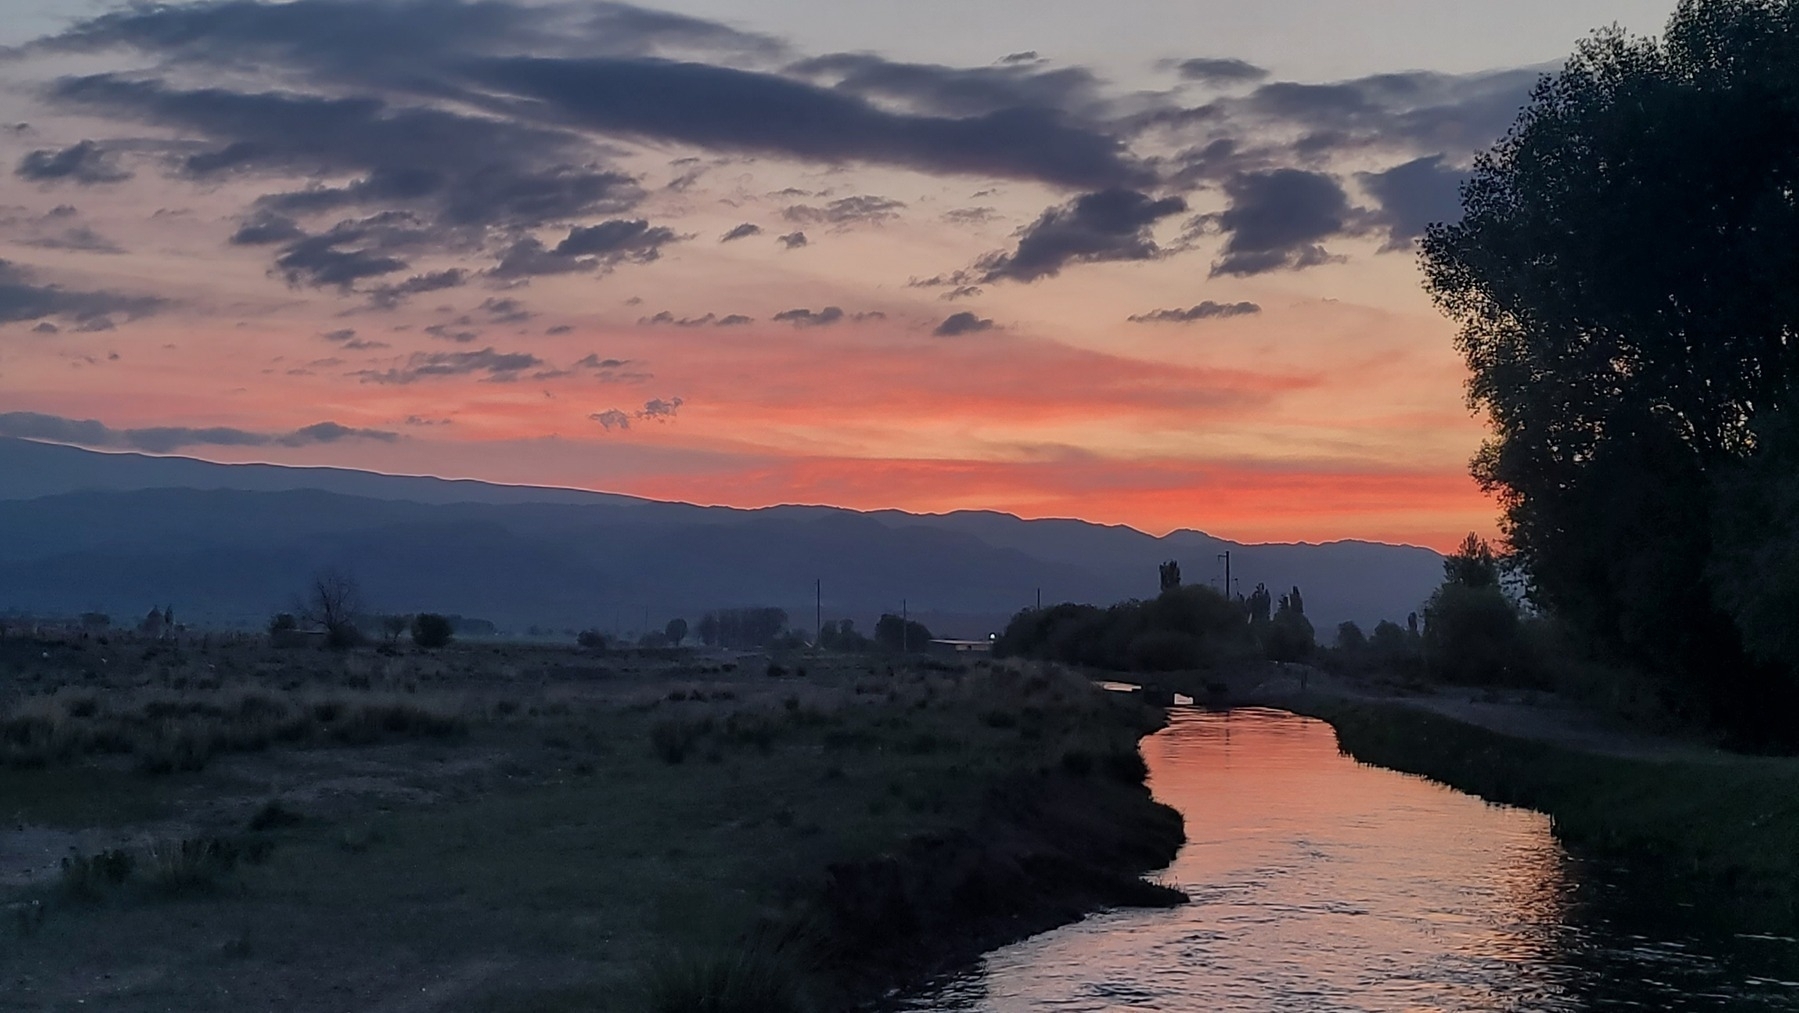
[898, 708, 1799, 1012]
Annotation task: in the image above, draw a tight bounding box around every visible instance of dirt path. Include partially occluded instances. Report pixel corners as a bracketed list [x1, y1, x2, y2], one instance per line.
[1243, 664, 1733, 764]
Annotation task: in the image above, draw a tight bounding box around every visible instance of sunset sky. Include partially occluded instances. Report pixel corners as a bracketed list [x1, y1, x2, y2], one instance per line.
[0, 0, 1674, 549]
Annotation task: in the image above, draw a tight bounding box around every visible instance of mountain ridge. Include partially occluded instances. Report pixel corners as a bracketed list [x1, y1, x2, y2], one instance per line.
[0, 438, 1444, 636]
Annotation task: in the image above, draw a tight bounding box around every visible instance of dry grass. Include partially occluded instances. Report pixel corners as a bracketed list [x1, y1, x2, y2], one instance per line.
[0, 684, 468, 772]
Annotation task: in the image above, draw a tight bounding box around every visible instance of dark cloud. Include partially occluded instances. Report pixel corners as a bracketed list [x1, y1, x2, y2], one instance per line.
[423, 322, 480, 343]
[49, 74, 593, 193]
[1201, 169, 1372, 277]
[782, 194, 907, 227]
[491, 219, 681, 278]
[16, 140, 132, 184]
[0, 411, 397, 452]
[0, 258, 164, 327]
[784, 51, 1104, 118]
[367, 268, 467, 308]
[1357, 154, 1466, 250]
[976, 188, 1187, 283]
[933, 311, 994, 337]
[591, 395, 684, 431]
[638, 311, 753, 327]
[355, 346, 543, 384]
[771, 306, 884, 327]
[467, 56, 1147, 190]
[777, 231, 808, 249]
[571, 353, 650, 383]
[32, 0, 784, 71]
[720, 222, 762, 242]
[545, 323, 573, 335]
[1127, 300, 1261, 323]
[19, 225, 126, 254]
[255, 162, 640, 229]
[1175, 58, 1269, 85]
[1146, 67, 1540, 161]
[229, 213, 306, 245]
[321, 327, 389, 349]
[272, 214, 423, 288]
[480, 296, 533, 323]
[942, 206, 998, 225]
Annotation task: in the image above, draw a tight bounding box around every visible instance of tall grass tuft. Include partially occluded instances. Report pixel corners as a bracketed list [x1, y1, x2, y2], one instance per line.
[59, 849, 135, 900]
[642, 941, 809, 1013]
[147, 837, 241, 894]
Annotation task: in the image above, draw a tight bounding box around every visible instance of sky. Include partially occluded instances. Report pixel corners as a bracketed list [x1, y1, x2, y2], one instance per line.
[0, 0, 1677, 549]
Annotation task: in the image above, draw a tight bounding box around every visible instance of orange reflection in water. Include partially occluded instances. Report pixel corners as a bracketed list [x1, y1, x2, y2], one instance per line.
[910, 707, 1580, 1012]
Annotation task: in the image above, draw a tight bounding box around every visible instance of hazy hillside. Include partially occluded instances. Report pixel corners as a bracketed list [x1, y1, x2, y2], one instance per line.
[0, 438, 1444, 636]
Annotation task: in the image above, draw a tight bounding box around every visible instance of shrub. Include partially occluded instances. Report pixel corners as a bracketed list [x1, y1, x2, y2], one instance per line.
[247, 800, 304, 832]
[651, 718, 706, 764]
[1422, 582, 1530, 685]
[642, 944, 808, 1013]
[147, 837, 241, 895]
[410, 613, 454, 649]
[60, 849, 135, 900]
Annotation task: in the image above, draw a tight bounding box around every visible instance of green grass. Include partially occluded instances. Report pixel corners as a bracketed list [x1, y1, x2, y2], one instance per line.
[1298, 699, 1799, 922]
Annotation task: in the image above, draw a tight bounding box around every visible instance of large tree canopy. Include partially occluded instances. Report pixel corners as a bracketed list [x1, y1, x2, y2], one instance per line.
[1422, 0, 1799, 730]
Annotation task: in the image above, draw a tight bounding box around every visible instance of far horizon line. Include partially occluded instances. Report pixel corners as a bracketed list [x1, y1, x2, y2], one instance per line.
[6, 436, 1450, 556]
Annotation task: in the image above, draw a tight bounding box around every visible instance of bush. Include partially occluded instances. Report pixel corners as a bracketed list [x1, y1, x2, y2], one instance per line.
[643, 944, 808, 1013]
[1125, 630, 1203, 672]
[147, 837, 241, 895]
[1422, 583, 1529, 685]
[410, 613, 454, 649]
[1260, 610, 1316, 663]
[60, 849, 134, 900]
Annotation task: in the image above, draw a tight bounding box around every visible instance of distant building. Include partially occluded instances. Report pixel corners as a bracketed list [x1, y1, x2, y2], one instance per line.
[926, 638, 992, 659]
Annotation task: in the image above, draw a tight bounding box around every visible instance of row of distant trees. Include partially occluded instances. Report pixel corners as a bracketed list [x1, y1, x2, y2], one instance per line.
[995, 576, 1322, 672]
[268, 569, 462, 650]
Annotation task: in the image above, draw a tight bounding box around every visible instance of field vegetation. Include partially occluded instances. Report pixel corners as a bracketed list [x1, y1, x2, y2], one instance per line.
[0, 628, 1181, 1012]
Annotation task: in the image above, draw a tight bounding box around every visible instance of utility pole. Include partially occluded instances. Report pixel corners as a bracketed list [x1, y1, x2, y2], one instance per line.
[1217, 551, 1232, 599]
[815, 578, 821, 649]
[902, 598, 909, 654]
[1035, 587, 1041, 610]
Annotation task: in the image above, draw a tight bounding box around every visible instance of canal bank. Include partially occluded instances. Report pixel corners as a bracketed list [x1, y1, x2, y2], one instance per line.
[1286, 695, 1799, 930]
[902, 707, 1799, 1012]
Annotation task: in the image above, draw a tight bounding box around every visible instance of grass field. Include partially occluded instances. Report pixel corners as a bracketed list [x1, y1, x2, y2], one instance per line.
[0, 632, 1182, 1011]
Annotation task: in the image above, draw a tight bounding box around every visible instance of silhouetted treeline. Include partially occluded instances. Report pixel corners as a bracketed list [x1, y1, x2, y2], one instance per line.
[1420, 0, 1799, 743]
[696, 607, 789, 650]
[996, 586, 1256, 672]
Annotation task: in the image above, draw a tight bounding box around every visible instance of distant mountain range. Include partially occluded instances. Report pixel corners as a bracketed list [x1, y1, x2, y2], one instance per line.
[0, 438, 1444, 638]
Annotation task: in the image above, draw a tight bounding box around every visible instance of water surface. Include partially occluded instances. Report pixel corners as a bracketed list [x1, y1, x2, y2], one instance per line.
[903, 707, 1799, 1012]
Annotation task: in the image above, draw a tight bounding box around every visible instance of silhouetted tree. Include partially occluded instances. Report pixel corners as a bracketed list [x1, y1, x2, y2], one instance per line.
[875, 614, 934, 653]
[300, 569, 363, 649]
[1421, 0, 1799, 723]
[1370, 620, 1411, 653]
[1336, 621, 1367, 651]
[381, 614, 409, 644]
[411, 613, 453, 649]
[1443, 533, 1500, 589]
[1158, 560, 1182, 593]
[665, 617, 688, 646]
[696, 607, 788, 649]
[1246, 583, 1272, 625]
[1711, 397, 1799, 674]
